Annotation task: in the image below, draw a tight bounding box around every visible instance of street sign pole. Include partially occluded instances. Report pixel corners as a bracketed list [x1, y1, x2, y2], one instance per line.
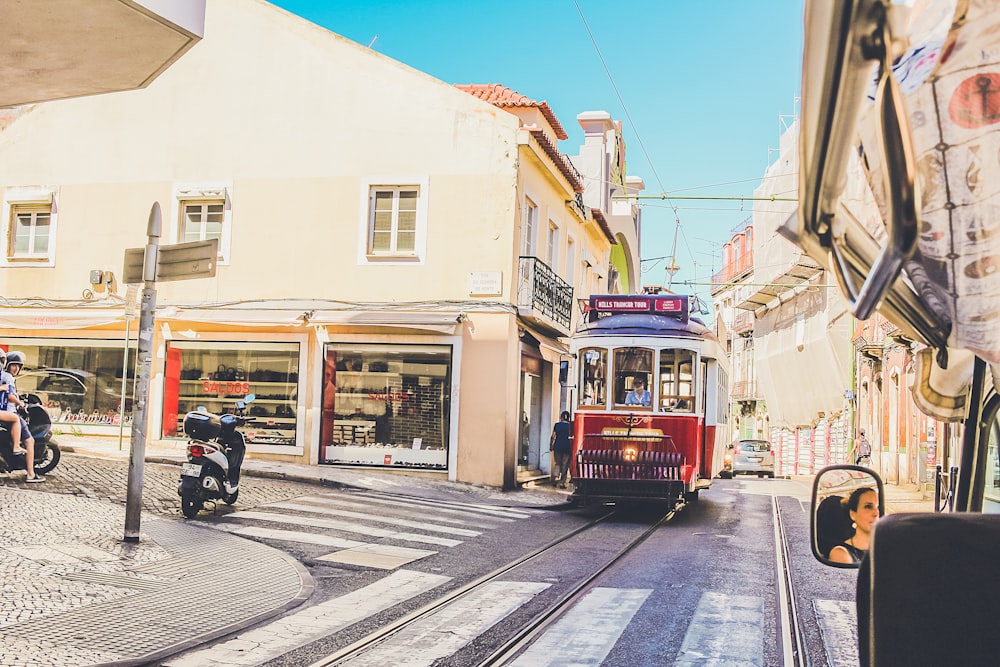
[124, 203, 161, 542]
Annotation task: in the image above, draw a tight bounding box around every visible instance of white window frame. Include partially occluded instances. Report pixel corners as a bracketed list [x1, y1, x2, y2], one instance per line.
[171, 183, 233, 265]
[521, 197, 538, 257]
[546, 220, 559, 270]
[1, 187, 58, 267]
[566, 235, 576, 288]
[358, 176, 429, 265]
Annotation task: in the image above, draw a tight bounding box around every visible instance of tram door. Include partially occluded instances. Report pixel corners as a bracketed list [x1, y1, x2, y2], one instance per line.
[519, 356, 543, 469]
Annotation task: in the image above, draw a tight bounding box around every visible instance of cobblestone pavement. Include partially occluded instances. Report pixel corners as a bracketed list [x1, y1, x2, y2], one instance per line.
[0, 454, 322, 517]
[0, 455, 338, 666]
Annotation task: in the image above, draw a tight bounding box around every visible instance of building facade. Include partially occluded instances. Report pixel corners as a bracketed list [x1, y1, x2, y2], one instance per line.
[0, 0, 640, 488]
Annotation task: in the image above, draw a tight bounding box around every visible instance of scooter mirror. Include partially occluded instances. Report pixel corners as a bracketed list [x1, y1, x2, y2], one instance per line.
[197, 406, 208, 412]
[244, 394, 256, 403]
[811, 465, 884, 568]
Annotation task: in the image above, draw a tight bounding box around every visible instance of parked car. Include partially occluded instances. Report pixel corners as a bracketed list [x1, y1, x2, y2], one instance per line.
[15, 368, 131, 419]
[720, 439, 775, 478]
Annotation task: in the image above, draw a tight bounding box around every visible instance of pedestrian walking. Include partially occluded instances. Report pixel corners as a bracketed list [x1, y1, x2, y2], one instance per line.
[550, 411, 573, 489]
[851, 430, 872, 466]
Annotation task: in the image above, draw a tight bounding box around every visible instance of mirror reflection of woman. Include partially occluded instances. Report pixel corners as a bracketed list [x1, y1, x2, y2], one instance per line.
[830, 487, 880, 564]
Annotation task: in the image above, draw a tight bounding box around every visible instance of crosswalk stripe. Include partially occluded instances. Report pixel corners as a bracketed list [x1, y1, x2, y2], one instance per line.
[337, 581, 550, 666]
[225, 511, 463, 547]
[211, 523, 368, 549]
[212, 522, 436, 569]
[348, 491, 533, 520]
[288, 495, 481, 526]
[814, 599, 859, 667]
[675, 591, 764, 666]
[316, 543, 436, 569]
[264, 501, 482, 537]
[509, 587, 651, 667]
[163, 569, 451, 667]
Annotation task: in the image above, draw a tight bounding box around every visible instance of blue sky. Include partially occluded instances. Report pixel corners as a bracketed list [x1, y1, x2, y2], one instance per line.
[273, 0, 804, 304]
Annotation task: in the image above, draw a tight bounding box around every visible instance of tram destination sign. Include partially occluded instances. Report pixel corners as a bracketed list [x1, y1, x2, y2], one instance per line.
[588, 294, 689, 322]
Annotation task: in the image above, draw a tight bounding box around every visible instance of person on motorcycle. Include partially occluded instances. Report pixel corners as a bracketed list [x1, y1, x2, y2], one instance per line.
[3, 351, 41, 482]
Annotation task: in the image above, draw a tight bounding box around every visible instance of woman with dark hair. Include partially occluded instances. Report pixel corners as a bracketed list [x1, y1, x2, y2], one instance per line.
[830, 487, 880, 564]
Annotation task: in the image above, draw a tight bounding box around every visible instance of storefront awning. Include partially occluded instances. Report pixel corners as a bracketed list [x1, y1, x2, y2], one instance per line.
[0, 307, 125, 330]
[736, 257, 824, 312]
[159, 306, 461, 333]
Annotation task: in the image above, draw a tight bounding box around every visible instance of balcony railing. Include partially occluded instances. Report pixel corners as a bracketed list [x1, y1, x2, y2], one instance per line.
[731, 380, 761, 401]
[518, 256, 573, 332]
[732, 311, 754, 334]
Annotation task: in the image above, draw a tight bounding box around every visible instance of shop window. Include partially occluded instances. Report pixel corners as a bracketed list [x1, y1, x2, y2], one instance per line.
[321, 343, 451, 470]
[5, 339, 135, 426]
[162, 341, 300, 445]
[578, 347, 606, 408]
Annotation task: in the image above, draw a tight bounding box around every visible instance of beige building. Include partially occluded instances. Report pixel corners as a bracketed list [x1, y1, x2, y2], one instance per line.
[0, 0, 639, 487]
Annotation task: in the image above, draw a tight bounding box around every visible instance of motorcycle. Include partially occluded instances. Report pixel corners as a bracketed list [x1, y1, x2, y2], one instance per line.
[177, 394, 256, 518]
[0, 393, 60, 476]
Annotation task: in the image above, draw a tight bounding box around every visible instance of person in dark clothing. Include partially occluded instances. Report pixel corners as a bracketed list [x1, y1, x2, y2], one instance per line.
[550, 411, 573, 489]
[830, 486, 879, 564]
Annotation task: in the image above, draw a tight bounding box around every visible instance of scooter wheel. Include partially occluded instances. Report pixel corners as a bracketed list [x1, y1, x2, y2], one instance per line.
[181, 490, 203, 518]
[222, 490, 239, 505]
[33, 445, 60, 475]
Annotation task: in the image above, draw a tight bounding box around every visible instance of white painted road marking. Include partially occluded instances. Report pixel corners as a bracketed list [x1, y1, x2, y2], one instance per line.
[674, 591, 764, 667]
[339, 581, 550, 666]
[288, 495, 483, 526]
[265, 500, 482, 536]
[212, 523, 367, 549]
[163, 569, 451, 667]
[814, 599, 860, 667]
[316, 543, 436, 569]
[226, 510, 463, 547]
[347, 491, 534, 520]
[510, 587, 651, 667]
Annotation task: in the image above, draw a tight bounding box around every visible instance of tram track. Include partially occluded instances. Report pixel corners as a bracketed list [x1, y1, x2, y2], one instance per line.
[306, 505, 677, 667]
[773, 495, 807, 667]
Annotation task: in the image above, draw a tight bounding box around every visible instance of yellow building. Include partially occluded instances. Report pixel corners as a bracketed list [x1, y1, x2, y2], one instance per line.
[0, 0, 639, 487]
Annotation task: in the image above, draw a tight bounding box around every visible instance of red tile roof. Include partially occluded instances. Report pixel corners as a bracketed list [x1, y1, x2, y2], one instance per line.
[590, 208, 616, 244]
[454, 83, 568, 140]
[527, 128, 583, 193]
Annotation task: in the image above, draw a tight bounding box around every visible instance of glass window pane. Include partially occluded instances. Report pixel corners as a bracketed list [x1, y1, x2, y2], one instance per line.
[579, 347, 607, 407]
[398, 190, 417, 211]
[374, 191, 393, 210]
[397, 211, 416, 231]
[615, 347, 653, 407]
[371, 231, 391, 252]
[396, 231, 415, 252]
[373, 211, 392, 231]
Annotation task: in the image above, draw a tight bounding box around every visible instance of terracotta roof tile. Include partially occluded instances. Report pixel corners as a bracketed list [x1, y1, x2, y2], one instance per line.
[527, 128, 583, 193]
[590, 208, 616, 244]
[454, 83, 568, 140]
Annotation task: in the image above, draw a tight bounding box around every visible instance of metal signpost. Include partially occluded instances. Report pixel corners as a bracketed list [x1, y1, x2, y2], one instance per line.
[122, 202, 218, 542]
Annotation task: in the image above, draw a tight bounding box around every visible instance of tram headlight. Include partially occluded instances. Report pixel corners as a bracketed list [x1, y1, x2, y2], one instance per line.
[623, 446, 638, 462]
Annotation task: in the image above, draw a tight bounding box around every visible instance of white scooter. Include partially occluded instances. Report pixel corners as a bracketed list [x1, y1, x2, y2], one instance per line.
[177, 394, 256, 518]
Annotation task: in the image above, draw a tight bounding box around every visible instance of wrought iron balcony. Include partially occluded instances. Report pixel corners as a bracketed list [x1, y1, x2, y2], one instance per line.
[517, 256, 573, 334]
[731, 380, 761, 401]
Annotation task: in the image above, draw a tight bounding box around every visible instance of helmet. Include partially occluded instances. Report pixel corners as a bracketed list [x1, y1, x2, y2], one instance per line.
[5, 351, 25, 369]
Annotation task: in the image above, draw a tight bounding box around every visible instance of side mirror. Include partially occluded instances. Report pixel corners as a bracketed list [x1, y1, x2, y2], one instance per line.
[810, 465, 884, 568]
[245, 393, 256, 403]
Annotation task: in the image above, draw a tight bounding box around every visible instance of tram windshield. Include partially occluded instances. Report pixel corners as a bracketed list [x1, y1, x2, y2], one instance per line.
[614, 347, 652, 409]
[659, 349, 694, 412]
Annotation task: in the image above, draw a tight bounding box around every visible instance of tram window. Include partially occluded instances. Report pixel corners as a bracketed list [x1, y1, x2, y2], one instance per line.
[614, 347, 653, 408]
[660, 349, 695, 412]
[579, 348, 607, 408]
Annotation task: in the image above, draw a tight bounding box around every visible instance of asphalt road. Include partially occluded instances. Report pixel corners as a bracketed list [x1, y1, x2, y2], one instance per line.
[2, 456, 866, 666]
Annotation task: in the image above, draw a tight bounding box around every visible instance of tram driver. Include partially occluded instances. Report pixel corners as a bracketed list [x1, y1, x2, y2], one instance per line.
[624, 377, 651, 407]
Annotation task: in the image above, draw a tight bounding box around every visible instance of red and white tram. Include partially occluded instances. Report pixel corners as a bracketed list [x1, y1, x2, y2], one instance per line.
[568, 294, 730, 507]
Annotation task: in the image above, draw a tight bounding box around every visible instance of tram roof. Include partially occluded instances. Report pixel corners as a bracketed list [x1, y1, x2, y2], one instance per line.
[576, 312, 714, 339]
